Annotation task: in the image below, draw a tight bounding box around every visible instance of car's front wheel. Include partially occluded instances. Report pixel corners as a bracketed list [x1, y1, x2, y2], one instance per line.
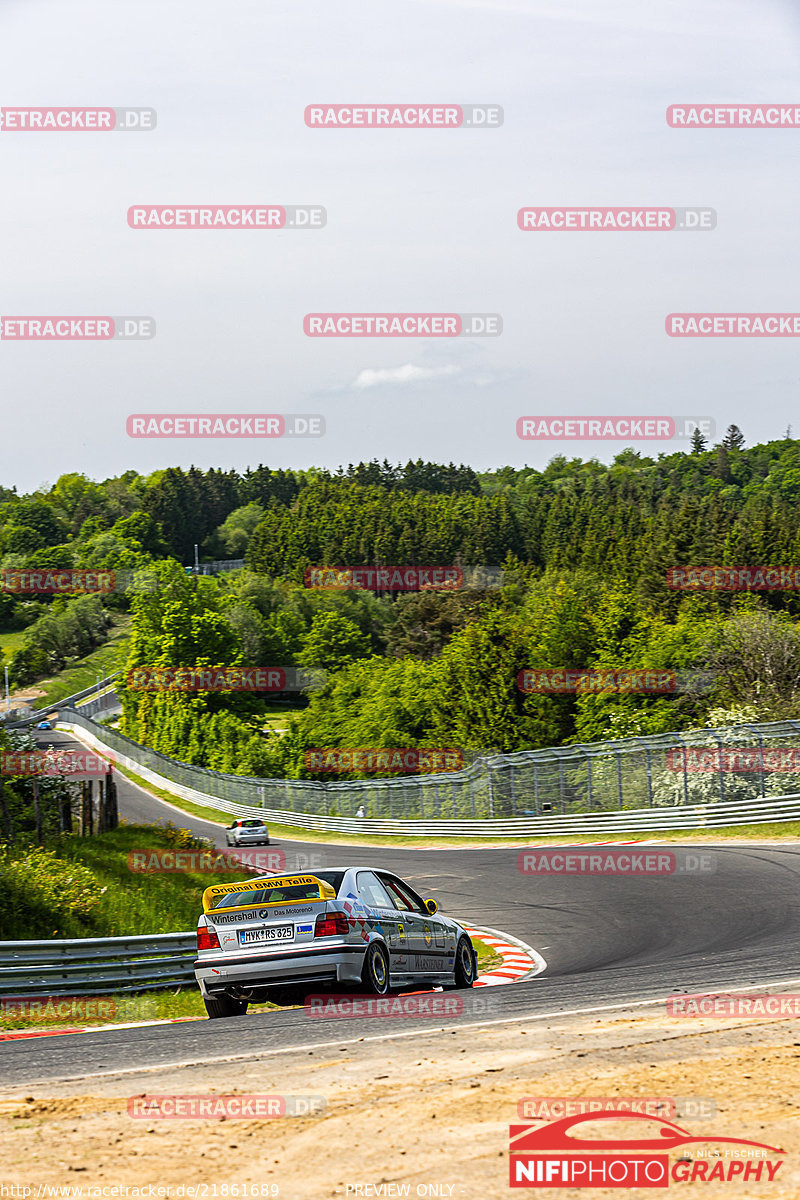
[451, 937, 477, 989]
[361, 942, 390, 995]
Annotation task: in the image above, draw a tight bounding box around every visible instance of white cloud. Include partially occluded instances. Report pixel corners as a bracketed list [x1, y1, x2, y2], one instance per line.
[351, 363, 463, 389]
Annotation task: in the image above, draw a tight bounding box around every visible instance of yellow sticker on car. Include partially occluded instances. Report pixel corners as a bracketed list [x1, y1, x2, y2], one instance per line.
[202, 874, 335, 913]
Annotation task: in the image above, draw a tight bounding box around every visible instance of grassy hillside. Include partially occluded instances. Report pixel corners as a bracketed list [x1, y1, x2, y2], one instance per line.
[0, 822, 245, 940]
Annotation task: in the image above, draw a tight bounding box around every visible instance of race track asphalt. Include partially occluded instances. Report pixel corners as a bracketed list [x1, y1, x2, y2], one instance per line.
[2, 730, 799, 1086]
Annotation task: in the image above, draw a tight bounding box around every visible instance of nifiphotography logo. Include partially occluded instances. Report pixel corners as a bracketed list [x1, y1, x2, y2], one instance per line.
[508, 1110, 785, 1187]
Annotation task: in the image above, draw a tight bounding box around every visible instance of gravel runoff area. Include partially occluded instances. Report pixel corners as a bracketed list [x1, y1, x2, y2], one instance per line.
[0, 999, 798, 1199]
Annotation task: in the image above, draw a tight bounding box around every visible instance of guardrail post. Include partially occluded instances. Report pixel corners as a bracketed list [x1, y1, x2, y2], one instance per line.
[708, 731, 725, 803]
[645, 746, 653, 806]
[582, 750, 593, 812]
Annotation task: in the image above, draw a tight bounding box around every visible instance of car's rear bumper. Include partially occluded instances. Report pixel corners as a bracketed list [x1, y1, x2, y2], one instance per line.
[194, 943, 366, 996]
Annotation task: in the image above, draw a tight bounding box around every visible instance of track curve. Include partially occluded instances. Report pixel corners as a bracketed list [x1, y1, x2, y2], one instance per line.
[3, 730, 799, 1086]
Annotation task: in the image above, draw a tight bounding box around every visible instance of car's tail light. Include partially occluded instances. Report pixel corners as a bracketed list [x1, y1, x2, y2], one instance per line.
[197, 923, 220, 951]
[314, 911, 349, 938]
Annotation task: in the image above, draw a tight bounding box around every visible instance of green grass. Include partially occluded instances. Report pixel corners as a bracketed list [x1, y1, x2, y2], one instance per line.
[261, 705, 303, 734]
[0, 823, 249, 940]
[472, 936, 503, 972]
[0, 629, 26, 660]
[30, 615, 131, 708]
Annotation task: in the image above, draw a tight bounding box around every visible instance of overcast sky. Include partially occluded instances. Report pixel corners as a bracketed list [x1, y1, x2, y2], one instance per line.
[0, 0, 798, 492]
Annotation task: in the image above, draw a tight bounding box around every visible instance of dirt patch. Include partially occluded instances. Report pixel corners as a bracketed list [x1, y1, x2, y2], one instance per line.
[6, 686, 47, 704]
[1, 1005, 798, 1197]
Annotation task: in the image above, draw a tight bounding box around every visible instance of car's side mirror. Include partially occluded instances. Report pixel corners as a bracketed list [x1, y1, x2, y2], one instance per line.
[425, 898, 438, 915]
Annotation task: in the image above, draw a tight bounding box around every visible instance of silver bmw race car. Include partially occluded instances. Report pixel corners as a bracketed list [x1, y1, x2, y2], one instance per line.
[194, 867, 478, 1018]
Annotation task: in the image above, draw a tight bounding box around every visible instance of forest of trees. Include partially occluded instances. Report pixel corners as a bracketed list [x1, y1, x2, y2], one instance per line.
[5, 431, 800, 778]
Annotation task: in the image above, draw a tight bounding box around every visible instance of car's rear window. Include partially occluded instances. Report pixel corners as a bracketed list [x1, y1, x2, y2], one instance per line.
[242, 820, 265, 828]
[310, 870, 345, 895]
[211, 882, 321, 908]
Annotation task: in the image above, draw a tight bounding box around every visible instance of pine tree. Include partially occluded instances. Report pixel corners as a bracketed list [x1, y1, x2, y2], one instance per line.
[712, 445, 733, 482]
[722, 424, 745, 451]
[690, 428, 708, 454]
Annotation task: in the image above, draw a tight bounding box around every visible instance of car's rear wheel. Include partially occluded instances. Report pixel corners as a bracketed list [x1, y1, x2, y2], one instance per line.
[203, 995, 249, 1019]
[452, 937, 477, 988]
[361, 942, 390, 995]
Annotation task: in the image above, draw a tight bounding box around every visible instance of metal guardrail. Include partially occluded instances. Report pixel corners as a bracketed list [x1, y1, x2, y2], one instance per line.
[4, 673, 120, 729]
[54, 705, 800, 830]
[0, 933, 196, 997]
[188, 559, 245, 576]
[76, 688, 121, 719]
[56, 712, 800, 835]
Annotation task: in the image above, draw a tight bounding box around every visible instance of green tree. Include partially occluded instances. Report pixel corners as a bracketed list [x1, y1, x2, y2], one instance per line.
[690, 428, 708, 454]
[297, 611, 371, 673]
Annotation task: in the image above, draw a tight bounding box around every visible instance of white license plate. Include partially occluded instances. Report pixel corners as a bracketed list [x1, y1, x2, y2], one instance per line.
[239, 924, 294, 945]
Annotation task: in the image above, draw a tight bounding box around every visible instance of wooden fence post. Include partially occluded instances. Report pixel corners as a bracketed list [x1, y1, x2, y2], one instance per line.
[97, 774, 107, 834]
[32, 780, 43, 844]
[0, 779, 13, 844]
[105, 768, 118, 830]
[60, 784, 73, 834]
[82, 780, 94, 836]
